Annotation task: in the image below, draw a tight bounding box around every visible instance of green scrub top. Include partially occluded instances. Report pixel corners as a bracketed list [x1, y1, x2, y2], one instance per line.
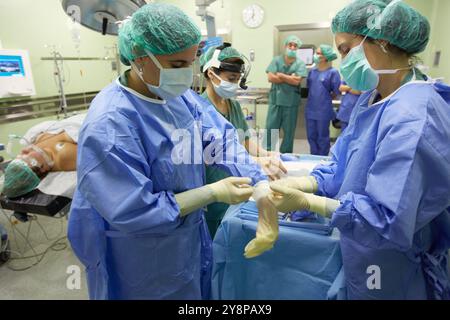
[201, 91, 251, 237]
[119, 70, 131, 86]
[266, 55, 308, 107]
[402, 67, 426, 85]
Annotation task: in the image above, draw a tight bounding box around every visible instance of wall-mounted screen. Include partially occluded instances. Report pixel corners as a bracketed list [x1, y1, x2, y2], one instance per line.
[0, 55, 25, 77]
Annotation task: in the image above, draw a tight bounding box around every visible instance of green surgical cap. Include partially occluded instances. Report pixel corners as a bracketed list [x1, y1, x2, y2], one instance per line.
[285, 35, 302, 48]
[199, 46, 243, 69]
[320, 44, 338, 62]
[1, 160, 40, 198]
[332, 0, 430, 54]
[118, 3, 202, 66]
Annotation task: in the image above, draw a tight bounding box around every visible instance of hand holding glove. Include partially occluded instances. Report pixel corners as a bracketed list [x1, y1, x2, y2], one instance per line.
[208, 177, 254, 204]
[244, 181, 279, 258]
[268, 183, 340, 217]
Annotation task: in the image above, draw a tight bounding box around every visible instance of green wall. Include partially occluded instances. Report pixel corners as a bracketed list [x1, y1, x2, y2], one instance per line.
[427, 0, 450, 81]
[0, 0, 120, 99]
[1, 0, 446, 101]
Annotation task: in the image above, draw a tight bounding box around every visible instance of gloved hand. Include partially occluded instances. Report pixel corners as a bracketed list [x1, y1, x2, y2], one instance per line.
[208, 177, 254, 204]
[244, 181, 279, 258]
[268, 183, 340, 218]
[269, 176, 318, 193]
[254, 156, 287, 181]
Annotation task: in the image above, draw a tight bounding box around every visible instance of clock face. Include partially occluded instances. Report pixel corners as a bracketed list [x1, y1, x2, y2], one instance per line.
[242, 4, 264, 29]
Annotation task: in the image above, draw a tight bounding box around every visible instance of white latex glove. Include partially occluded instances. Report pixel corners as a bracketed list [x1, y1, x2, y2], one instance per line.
[269, 176, 318, 193]
[208, 177, 254, 204]
[268, 183, 340, 217]
[244, 181, 279, 258]
[254, 156, 287, 181]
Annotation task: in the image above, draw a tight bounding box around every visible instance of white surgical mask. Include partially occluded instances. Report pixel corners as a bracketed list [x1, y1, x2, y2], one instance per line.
[133, 50, 193, 101]
[211, 72, 240, 99]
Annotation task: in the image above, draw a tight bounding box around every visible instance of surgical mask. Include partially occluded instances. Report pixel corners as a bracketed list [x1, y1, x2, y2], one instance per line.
[340, 36, 413, 92]
[211, 72, 240, 99]
[286, 48, 297, 58]
[313, 54, 321, 64]
[18, 145, 54, 170]
[133, 50, 194, 101]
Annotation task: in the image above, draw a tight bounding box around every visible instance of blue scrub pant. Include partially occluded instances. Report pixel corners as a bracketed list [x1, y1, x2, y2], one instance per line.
[265, 104, 299, 154]
[306, 118, 330, 156]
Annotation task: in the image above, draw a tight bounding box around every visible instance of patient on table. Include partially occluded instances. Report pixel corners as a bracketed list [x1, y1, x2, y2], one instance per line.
[1, 114, 85, 198]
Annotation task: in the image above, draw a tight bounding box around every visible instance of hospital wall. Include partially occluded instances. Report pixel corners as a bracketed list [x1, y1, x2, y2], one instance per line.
[0, 0, 119, 99]
[0, 0, 447, 101]
[425, 0, 450, 81]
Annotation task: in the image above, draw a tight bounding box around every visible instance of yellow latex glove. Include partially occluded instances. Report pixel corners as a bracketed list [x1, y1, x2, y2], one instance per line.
[208, 177, 254, 204]
[254, 156, 287, 181]
[268, 183, 340, 218]
[269, 176, 318, 193]
[244, 182, 279, 259]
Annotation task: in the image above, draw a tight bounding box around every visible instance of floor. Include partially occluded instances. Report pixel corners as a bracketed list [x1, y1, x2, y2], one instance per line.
[0, 210, 88, 300]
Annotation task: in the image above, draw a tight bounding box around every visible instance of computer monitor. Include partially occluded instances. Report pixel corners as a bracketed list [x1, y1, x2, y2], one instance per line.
[297, 47, 315, 66]
[0, 49, 35, 98]
[0, 55, 25, 77]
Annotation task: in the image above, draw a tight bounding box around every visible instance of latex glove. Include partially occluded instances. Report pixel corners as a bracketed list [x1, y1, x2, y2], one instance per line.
[268, 184, 340, 217]
[254, 156, 287, 181]
[269, 176, 318, 193]
[208, 177, 254, 205]
[244, 181, 279, 258]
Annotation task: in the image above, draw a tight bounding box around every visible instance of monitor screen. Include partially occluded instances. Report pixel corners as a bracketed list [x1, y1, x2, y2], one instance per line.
[0, 55, 25, 77]
[297, 48, 315, 66]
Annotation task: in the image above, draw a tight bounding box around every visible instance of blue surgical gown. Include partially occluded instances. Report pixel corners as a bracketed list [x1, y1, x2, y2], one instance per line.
[311, 80, 450, 300]
[68, 80, 267, 300]
[305, 67, 341, 121]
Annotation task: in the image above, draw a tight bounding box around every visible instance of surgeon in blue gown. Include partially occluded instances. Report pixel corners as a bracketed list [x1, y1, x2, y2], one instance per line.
[305, 45, 341, 156]
[68, 3, 268, 300]
[268, 0, 450, 300]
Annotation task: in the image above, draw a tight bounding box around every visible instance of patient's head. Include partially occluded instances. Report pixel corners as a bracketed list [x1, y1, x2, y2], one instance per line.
[16, 145, 54, 178]
[1, 159, 41, 198]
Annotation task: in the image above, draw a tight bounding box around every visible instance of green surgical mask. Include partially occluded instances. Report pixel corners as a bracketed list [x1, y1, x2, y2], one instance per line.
[286, 48, 297, 58]
[313, 54, 321, 64]
[340, 35, 412, 92]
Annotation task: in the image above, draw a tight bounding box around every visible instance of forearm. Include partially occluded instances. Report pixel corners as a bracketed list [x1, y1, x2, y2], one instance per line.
[339, 85, 350, 93]
[175, 185, 216, 217]
[267, 73, 284, 84]
[246, 139, 269, 157]
[283, 75, 302, 86]
[303, 193, 340, 218]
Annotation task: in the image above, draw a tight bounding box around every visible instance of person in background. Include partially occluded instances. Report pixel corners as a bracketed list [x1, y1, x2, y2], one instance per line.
[199, 44, 287, 237]
[267, 0, 450, 299]
[337, 81, 361, 132]
[265, 35, 308, 154]
[305, 44, 341, 156]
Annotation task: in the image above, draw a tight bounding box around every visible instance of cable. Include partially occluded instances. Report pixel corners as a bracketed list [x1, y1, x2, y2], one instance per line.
[0, 208, 68, 271]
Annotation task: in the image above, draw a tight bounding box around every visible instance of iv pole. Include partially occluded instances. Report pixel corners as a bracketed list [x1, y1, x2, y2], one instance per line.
[51, 50, 68, 119]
